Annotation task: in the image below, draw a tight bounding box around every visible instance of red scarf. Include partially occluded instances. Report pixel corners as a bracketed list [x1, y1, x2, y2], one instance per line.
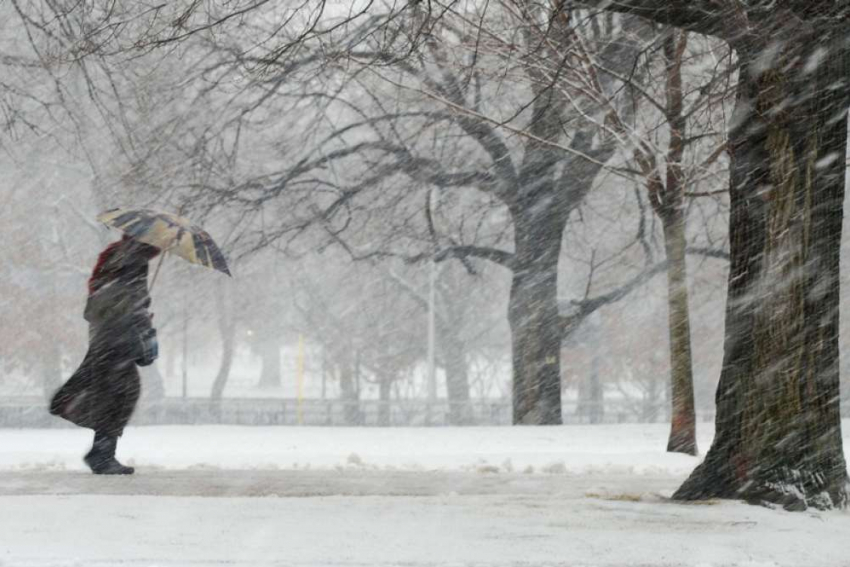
[88, 235, 160, 295]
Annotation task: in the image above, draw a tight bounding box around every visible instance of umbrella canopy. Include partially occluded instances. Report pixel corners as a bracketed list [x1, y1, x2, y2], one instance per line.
[97, 208, 231, 276]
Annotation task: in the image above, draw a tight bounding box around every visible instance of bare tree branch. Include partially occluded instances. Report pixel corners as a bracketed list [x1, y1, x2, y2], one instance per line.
[570, 0, 735, 39]
[434, 245, 514, 268]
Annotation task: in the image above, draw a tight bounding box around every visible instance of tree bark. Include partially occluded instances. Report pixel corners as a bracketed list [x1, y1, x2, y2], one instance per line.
[662, 208, 698, 455]
[674, 24, 850, 509]
[509, 207, 566, 425]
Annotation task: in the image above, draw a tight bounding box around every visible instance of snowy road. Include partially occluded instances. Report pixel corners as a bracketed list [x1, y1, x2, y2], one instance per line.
[1, 469, 849, 567]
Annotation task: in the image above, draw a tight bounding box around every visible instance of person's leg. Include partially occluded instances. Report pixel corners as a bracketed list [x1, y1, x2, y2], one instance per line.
[83, 363, 140, 475]
[84, 430, 134, 475]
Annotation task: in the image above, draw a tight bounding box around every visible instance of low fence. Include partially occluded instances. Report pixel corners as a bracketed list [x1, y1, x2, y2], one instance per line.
[0, 397, 724, 427]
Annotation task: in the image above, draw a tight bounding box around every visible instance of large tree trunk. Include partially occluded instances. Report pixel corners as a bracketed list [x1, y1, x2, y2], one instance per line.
[509, 208, 565, 425]
[674, 28, 849, 510]
[443, 337, 472, 425]
[661, 208, 698, 455]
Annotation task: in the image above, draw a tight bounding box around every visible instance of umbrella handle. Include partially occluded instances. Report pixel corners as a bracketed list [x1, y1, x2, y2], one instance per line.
[149, 252, 167, 293]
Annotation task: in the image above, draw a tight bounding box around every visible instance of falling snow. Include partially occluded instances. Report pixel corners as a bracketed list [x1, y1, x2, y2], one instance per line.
[2, 1, 850, 566]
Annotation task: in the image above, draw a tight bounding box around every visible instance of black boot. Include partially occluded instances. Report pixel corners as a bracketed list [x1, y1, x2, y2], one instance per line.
[84, 432, 135, 475]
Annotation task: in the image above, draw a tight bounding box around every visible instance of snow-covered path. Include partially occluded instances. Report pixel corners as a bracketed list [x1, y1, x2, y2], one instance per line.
[0, 424, 849, 566]
[2, 470, 849, 567]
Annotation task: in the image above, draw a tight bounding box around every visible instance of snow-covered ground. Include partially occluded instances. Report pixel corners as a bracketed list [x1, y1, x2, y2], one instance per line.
[0, 423, 719, 474]
[1, 423, 849, 567]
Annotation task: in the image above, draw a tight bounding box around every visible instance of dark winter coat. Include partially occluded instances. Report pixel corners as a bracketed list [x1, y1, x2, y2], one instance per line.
[50, 241, 158, 437]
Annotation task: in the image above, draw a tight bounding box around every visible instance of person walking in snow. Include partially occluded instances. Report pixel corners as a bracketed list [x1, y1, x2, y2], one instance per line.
[50, 235, 161, 475]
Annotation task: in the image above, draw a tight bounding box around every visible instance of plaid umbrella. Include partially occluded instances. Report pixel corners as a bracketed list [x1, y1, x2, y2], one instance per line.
[97, 208, 231, 282]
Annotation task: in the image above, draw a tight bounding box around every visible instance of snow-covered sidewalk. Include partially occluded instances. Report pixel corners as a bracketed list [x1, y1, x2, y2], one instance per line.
[0, 423, 848, 567]
[0, 423, 719, 474]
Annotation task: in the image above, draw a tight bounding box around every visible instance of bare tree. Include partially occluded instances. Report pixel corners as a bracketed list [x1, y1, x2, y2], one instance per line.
[575, 0, 850, 510]
[180, 7, 656, 425]
[292, 254, 426, 425]
[617, 29, 732, 454]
